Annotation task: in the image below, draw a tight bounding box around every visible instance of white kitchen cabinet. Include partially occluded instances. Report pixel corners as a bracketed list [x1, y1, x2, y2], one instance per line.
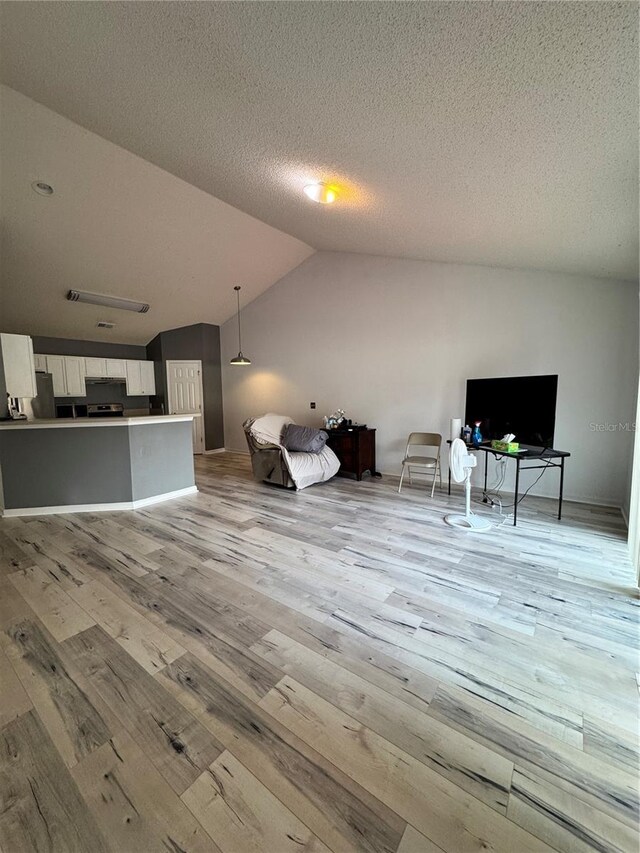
[84, 357, 107, 377]
[125, 360, 142, 396]
[32, 352, 152, 397]
[45, 355, 86, 397]
[125, 360, 155, 396]
[0, 333, 37, 398]
[45, 356, 67, 396]
[34, 354, 47, 372]
[106, 358, 126, 378]
[83, 357, 127, 379]
[64, 357, 85, 396]
[140, 361, 156, 395]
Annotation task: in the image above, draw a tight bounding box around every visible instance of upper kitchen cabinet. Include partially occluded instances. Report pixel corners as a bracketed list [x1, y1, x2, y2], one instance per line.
[64, 357, 85, 396]
[140, 361, 155, 395]
[84, 356, 107, 377]
[0, 333, 37, 398]
[106, 359, 126, 378]
[45, 355, 65, 395]
[34, 351, 154, 398]
[125, 360, 155, 396]
[124, 360, 141, 395]
[44, 355, 85, 397]
[84, 357, 126, 378]
[34, 354, 47, 372]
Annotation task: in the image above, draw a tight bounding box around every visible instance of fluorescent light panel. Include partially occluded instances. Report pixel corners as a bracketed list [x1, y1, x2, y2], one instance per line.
[67, 290, 150, 314]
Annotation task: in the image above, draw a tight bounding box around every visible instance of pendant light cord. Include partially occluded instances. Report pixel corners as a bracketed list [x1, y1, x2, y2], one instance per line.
[235, 286, 242, 353]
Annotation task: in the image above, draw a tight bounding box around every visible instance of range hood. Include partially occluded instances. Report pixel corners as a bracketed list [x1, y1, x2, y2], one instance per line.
[85, 377, 126, 385]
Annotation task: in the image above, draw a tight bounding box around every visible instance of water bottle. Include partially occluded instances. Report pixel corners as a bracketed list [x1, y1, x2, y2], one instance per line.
[462, 424, 472, 444]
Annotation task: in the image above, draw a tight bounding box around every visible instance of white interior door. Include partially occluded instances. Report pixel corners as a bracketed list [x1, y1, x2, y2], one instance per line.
[166, 360, 204, 454]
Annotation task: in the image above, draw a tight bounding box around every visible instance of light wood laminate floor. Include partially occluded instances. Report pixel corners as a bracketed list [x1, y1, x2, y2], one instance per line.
[0, 452, 638, 853]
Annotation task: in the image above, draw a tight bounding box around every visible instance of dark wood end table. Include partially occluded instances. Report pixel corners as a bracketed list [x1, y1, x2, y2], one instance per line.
[326, 428, 379, 481]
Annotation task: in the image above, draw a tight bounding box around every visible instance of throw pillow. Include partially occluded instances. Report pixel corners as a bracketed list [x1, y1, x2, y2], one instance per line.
[282, 424, 328, 453]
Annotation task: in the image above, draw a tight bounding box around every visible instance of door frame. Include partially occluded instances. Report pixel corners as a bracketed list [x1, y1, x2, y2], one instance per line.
[166, 360, 205, 454]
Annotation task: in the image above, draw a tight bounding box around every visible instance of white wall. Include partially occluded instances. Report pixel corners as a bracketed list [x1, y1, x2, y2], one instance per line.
[625, 289, 640, 577]
[221, 252, 638, 507]
[627, 379, 640, 578]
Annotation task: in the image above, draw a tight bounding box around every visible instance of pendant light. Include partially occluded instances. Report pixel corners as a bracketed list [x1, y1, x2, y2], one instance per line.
[230, 285, 251, 365]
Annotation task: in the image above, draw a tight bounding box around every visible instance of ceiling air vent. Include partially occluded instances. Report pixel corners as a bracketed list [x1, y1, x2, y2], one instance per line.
[96, 321, 116, 329]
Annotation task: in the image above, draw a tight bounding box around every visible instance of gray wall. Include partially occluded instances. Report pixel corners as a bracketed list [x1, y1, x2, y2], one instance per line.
[129, 421, 195, 500]
[0, 426, 133, 506]
[32, 336, 147, 360]
[146, 333, 164, 411]
[0, 420, 195, 510]
[0, 346, 8, 419]
[146, 323, 224, 450]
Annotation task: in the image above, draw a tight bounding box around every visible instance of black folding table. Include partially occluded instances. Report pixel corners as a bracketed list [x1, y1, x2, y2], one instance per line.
[447, 442, 570, 527]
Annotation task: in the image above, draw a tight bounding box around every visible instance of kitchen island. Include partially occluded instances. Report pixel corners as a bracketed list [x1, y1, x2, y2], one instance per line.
[0, 414, 198, 516]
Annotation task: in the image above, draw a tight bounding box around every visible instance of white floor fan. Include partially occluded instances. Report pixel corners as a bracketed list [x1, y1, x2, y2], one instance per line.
[445, 439, 492, 532]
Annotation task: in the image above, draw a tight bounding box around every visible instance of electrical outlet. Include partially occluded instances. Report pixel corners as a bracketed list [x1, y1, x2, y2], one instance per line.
[310, 402, 316, 409]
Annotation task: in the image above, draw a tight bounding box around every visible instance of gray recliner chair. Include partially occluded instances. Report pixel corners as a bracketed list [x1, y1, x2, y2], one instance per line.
[243, 413, 340, 490]
[244, 420, 295, 488]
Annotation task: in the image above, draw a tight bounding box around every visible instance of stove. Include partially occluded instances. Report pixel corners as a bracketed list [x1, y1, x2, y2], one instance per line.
[87, 403, 125, 418]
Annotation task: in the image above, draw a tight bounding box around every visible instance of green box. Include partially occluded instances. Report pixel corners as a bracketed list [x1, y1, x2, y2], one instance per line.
[491, 439, 520, 453]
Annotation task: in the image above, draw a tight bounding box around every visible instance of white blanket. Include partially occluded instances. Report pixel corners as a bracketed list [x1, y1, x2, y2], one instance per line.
[249, 413, 293, 447]
[281, 445, 340, 490]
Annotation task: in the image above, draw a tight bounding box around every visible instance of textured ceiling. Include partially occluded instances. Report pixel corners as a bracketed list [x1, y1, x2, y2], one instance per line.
[0, 87, 312, 344]
[1, 1, 638, 286]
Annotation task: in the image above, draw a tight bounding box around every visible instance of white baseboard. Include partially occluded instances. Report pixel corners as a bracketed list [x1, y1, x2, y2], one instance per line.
[203, 448, 226, 455]
[131, 486, 198, 509]
[383, 469, 624, 512]
[1, 486, 198, 518]
[621, 505, 629, 528]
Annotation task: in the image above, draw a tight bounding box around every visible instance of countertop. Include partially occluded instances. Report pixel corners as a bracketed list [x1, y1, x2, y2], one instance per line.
[0, 414, 199, 430]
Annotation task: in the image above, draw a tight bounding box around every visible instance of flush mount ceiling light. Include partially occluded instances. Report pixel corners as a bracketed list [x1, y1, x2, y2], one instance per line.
[67, 290, 150, 313]
[31, 181, 54, 196]
[303, 182, 337, 204]
[230, 285, 251, 365]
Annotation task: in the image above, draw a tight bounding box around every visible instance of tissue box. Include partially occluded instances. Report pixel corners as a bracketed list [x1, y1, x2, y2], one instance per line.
[491, 440, 520, 453]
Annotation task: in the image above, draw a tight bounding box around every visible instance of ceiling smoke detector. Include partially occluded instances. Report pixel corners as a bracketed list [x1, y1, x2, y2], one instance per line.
[96, 321, 116, 329]
[31, 181, 54, 196]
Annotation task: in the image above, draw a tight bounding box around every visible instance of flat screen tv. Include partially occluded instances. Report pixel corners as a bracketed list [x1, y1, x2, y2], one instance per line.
[464, 375, 558, 448]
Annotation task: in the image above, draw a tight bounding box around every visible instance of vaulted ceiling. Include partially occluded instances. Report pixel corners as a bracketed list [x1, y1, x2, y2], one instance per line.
[0, 86, 312, 343]
[0, 2, 637, 342]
